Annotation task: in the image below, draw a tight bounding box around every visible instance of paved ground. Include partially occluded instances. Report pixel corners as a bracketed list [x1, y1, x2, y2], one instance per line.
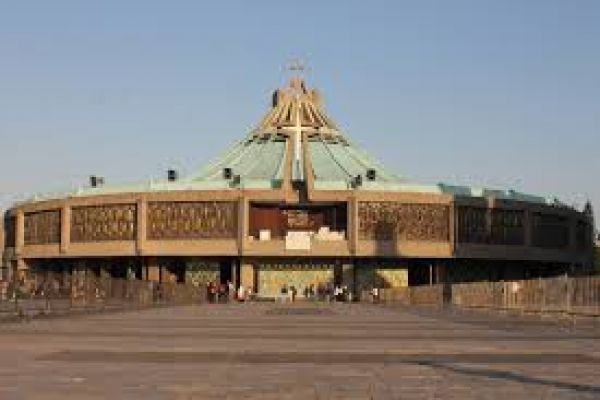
[0, 302, 599, 399]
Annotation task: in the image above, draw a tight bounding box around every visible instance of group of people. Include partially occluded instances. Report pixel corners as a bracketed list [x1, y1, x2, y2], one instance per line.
[205, 280, 355, 303]
[206, 281, 252, 303]
[280, 283, 352, 302]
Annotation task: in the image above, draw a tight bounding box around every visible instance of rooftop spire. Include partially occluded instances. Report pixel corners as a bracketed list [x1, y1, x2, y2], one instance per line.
[253, 73, 340, 137]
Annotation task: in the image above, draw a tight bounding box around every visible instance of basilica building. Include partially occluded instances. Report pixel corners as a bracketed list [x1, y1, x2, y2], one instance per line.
[1, 77, 595, 298]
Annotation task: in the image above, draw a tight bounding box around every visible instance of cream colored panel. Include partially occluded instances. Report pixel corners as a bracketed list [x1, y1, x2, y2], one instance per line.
[257, 264, 333, 298]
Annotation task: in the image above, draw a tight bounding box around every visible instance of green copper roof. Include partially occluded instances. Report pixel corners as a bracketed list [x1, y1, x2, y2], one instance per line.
[309, 138, 405, 190]
[18, 77, 557, 207]
[184, 135, 287, 189]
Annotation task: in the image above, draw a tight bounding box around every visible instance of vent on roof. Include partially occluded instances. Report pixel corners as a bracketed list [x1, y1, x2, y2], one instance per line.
[167, 169, 178, 182]
[89, 175, 105, 188]
[223, 168, 233, 180]
[366, 169, 376, 181]
[351, 175, 363, 188]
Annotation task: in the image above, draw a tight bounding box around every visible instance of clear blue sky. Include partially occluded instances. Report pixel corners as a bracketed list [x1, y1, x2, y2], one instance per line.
[1, 1, 599, 224]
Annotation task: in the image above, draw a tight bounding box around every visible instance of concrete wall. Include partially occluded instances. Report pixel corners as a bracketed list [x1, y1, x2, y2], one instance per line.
[2, 189, 594, 281]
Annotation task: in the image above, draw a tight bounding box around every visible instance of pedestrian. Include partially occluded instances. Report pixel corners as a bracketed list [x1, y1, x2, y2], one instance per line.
[208, 282, 217, 303]
[372, 287, 379, 303]
[317, 283, 324, 301]
[280, 284, 289, 303]
[335, 285, 343, 302]
[342, 285, 351, 302]
[237, 284, 245, 302]
[325, 283, 333, 302]
[227, 280, 235, 301]
[219, 283, 227, 303]
[290, 285, 297, 302]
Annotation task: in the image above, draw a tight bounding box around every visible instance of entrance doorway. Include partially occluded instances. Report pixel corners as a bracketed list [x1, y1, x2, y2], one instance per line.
[219, 260, 233, 285]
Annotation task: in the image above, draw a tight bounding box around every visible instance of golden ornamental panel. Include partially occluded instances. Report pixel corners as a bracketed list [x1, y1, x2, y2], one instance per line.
[257, 262, 334, 298]
[71, 204, 136, 242]
[355, 266, 409, 293]
[147, 201, 237, 240]
[358, 202, 449, 242]
[24, 210, 61, 245]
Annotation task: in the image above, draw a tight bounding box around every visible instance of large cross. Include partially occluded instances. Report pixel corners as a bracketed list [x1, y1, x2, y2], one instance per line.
[287, 59, 306, 75]
[286, 59, 306, 179]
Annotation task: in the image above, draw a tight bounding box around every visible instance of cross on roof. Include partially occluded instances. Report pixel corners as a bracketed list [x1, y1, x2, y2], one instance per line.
[287, 59, 306, 74]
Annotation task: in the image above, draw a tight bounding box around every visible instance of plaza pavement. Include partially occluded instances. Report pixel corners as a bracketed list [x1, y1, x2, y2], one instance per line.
[0, 302, 599, 399]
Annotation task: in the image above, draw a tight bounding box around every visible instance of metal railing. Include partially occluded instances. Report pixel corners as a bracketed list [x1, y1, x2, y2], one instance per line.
[0, 276, 207, 321]
[373, 275, 600, 317]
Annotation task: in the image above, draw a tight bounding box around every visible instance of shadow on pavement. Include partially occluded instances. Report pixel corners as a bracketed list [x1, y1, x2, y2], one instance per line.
[418, 361, 600, 395]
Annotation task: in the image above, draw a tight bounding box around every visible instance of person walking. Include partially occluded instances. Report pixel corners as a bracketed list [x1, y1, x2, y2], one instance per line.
[208, 282, 217, 304]
[237, 284, 245, 302]
[317, 283, 324, 301]
[280, 284, 289, 303]
[218, 283, 227, 303]
[227, 280, 234, 302]
[290, 286, 297, 302]
[371, 287, 379, 303]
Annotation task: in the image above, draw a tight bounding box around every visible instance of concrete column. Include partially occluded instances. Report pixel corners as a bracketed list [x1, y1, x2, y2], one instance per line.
[240, 263, 255, 294]
[14, 210, 25, 282]
[429, 264, 433, 286]
[449, 201, 456, 255]
[231, 260, 238, 287]
[14, 210, 24, 257]
[238, 197, 248, 253]
[349, 197, 359, 254]
[136, 198, 147, 255]
[146, 257, 160, 282]
[60, 204, 71, 254]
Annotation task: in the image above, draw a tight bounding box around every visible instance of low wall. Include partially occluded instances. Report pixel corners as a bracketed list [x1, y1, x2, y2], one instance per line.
[0, 276, 207, 321]
[366, 285, 445, 306]
[376, 275, 600, 317]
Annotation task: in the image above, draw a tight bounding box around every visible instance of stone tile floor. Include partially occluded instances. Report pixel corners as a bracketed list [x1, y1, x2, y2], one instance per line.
[0, 302, 599, 399]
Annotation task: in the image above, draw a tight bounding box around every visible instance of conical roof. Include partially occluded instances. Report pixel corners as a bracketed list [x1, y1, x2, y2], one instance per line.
[185, 77, 406, 190]
[21, 77, 552, 206]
